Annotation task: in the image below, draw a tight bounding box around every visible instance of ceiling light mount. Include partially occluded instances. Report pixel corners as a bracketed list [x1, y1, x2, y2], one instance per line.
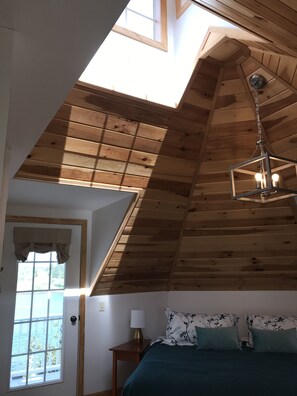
[249, 74, 266, 90]
[229, 74, 297, 203]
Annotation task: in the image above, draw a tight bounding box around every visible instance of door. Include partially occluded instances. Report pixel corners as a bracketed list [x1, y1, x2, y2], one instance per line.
[0, 222, 81, 396]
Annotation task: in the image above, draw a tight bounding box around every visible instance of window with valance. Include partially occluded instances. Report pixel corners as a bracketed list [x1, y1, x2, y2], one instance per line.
[14, 227, 72, 264]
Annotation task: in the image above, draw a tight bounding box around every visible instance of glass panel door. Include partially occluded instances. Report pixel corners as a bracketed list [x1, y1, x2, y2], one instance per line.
[10, 252, 65, 389]
[0, 222, 81, 396]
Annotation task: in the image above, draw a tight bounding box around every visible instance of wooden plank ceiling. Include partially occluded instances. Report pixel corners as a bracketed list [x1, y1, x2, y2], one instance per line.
[15, 27, 297, 295]
[192, 0, 297, 58]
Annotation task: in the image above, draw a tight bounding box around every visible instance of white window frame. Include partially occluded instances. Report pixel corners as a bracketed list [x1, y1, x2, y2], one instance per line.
[113, 0, 168, 51]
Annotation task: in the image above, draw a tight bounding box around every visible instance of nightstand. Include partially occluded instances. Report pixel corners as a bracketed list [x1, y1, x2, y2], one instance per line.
[109, 339, 150, 396]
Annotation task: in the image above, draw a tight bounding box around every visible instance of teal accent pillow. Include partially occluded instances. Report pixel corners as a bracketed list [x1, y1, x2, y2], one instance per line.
[250, 327, 297, 353]
[196, 326, 241, 350]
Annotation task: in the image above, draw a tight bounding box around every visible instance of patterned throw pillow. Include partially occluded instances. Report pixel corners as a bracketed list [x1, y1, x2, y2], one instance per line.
[246, 314, 297, 347]
[164, 308, 239, 346]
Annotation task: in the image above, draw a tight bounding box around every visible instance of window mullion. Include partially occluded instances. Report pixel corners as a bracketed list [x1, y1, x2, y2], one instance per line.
[44, 254, 53, 381]
[26, 256, 36, 386]
[127, 8, 155, 23]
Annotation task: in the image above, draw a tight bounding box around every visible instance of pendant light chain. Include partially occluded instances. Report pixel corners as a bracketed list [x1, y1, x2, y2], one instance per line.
[253, 87, 265, 153]
[247, 87, 264, 160]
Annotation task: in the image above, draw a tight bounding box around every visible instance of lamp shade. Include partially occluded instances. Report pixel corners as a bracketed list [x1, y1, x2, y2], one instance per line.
[130, 309, 146, 329]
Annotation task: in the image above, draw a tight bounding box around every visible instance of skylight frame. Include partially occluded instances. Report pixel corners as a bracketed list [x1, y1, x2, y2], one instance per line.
[176, 0, 191, 18]
[113, 0, 168, 51]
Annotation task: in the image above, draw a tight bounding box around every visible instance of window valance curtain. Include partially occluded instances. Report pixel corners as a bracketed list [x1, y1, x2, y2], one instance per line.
[14, 227, 72, 264]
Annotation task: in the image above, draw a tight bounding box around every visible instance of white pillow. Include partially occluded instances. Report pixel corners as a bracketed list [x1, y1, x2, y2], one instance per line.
[246, 314, 297, 346]
[165, 308, 239, 346]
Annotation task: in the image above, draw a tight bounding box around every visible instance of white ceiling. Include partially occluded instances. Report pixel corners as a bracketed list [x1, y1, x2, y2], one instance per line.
[1, 0, 130, 210]
[2, 0, 129, 178]
[8, 179, 132, 211]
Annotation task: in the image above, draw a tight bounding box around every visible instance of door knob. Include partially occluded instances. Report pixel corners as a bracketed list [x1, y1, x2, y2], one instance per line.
[70, 315, 77, 325]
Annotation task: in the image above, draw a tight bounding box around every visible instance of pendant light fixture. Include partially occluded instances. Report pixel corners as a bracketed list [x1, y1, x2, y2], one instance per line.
[229, 74, 297, 203]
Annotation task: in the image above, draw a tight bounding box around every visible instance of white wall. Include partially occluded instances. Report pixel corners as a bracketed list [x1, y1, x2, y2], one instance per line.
[0, 27, 13, 264]
[4, 0, 130, 179]
[168, 291, 297, 339]
[84, 291, 167, 394]
[172, 3, 234, 101]
[90, 194, 134, 286]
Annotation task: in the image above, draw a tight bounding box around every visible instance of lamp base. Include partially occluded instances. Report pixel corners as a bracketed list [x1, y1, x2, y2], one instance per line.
[133, 328, 143, 343]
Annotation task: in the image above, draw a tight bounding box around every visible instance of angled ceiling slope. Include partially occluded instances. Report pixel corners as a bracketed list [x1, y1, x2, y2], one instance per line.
[15, 28, 297, 295]
[4, 0, 129, 179]
[192, 0, 297, 58]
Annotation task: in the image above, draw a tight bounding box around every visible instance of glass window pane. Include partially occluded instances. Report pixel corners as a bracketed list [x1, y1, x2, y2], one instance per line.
[12, 323, 30, 355]
[49, 291, 64, 317]
[117, 11, 127, 25]
[128, 0, 154, 18]
[50, 262, 65, 289]
[14, 292, 32, 322]
[34, 262, 50, 290]
[28, 352, 45, 385]
[127, 11, 154, 39]
[10, 355, 28, 388]
[114, 0, 164, 45]
[51, 251, 57, 262]
[17, 262, 33, 291]
[32, 292, 48, 320]
[35, 252, 51, 262]
[48, 319, 63, 350]
[46, 350, 61, 382]
[30, 321, 47, 353]
[10, 250, 65, 389]
[26, 252, 35, 262]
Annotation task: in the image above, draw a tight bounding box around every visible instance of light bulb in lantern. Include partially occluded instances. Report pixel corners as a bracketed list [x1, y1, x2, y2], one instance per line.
[272, 173, 279, 187]
[255, 173, 262, 189]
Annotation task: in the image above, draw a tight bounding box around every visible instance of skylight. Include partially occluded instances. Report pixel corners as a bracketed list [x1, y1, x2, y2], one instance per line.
[79, 1, 234, 108]
[116, 0, 160, 41]
[113, 0, 167, 50]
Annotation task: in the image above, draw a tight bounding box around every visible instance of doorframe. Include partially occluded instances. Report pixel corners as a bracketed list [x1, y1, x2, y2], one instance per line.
[6, 215, 87, 396]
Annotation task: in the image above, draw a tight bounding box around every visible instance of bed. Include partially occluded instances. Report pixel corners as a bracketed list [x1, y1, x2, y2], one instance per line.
[122, 343, 297, 396]
[122, 310, 297, 396]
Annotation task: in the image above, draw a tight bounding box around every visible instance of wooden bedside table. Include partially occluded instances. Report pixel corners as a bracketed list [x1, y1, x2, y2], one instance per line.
[109, 339, 150, 396]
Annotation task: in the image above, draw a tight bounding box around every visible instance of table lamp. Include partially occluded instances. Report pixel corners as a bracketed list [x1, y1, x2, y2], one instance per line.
[130, 309, 146, 343]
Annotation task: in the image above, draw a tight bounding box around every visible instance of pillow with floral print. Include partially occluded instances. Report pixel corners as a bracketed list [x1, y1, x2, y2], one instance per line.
[246, 314, 297, 347]
[164, 308, 239, 346]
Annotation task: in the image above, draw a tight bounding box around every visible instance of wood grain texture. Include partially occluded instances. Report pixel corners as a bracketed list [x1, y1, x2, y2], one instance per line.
[192, 0, 297, 57]
[15, 28, 297, 293]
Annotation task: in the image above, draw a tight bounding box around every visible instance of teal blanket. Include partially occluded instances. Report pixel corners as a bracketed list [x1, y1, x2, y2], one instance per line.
[122, 344, 297, 396]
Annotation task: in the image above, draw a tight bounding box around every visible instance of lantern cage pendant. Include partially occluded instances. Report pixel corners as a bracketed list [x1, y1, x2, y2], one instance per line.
[229, 74, 297, 203]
